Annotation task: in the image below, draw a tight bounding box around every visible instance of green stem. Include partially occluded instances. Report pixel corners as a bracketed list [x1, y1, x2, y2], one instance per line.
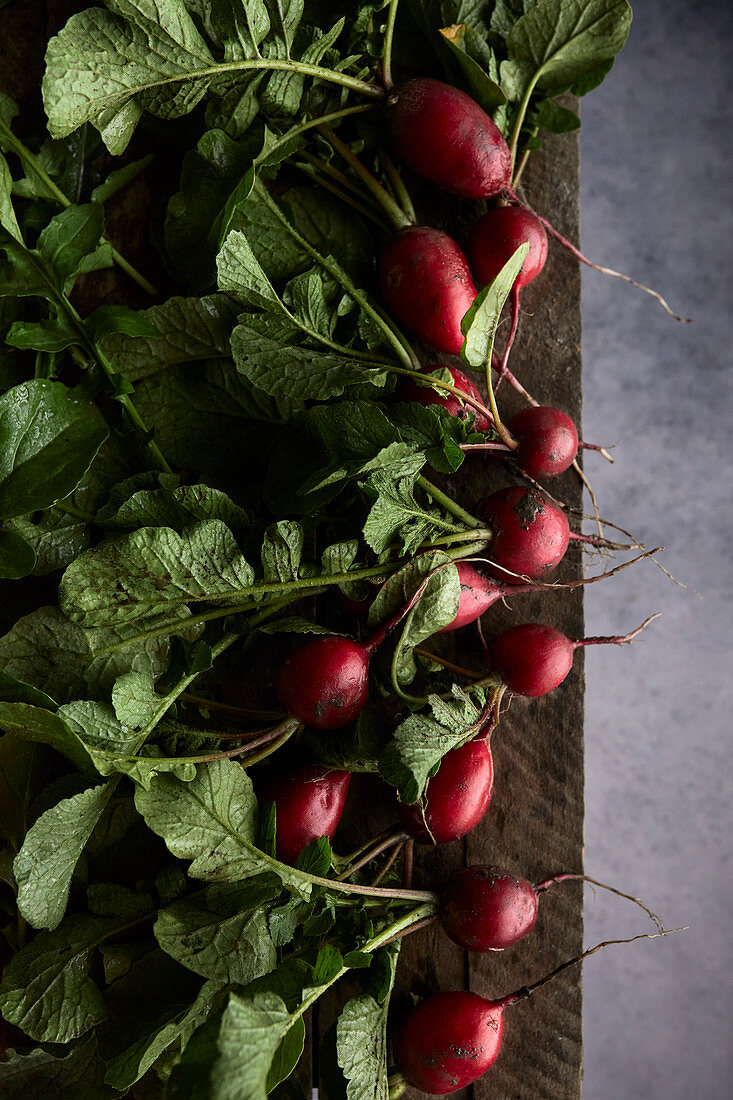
[65, 299, 172, 473]
[297, 161, 391, 231]
[484, 353, 517, 449]
[291, 902, 436, 1023]
[508, 71, 542, 175]
[0, 125, 158, 295]
[381, 0, 401, 90]
[253, 181, 416, 370]
[417, 475, 483, 529]
[318, 125, 412, 231]
[379, 147, 416, 223]
[387, 364, 495, 425]
[119, 56, 385, 103]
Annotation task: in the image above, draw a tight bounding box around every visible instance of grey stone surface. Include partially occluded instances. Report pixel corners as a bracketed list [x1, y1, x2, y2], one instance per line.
[578, 1, 733, 1096]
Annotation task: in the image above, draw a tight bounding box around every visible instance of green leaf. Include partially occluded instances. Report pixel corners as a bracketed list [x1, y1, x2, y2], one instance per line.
[0, 913, 115, 1042]
[59, 520, 255, 627]
[0, 735, 47, 852]
[8, 508, 89, 576]
[101, 954, 220, 1090]
[379, 687, 486, 802]
[212, 991, 293, 1100]
[0, 526, 36, 578]
[438, 25, 506, 111]
[536, 97, 580, 132]
[0, 1035, 108, 1098]
[14, 781, 116, 930]
[501, 0, 632, 99]
[337, 995, 390, 1100]
[100, 478, 251, 531]
[5, 317, 78, 352]
[388, 554, 460, 686]
[102, 293, 237, 382]
[88, 882, 153, 919]
[0, 380, 108, 520]
[43, 0, 217, 153]
[0, 151, 21, 241]
[36, 203, 104, 283]
[0, 701, 93, 772]
[266, 1015, 306, 1092]
[231, 321, 388, 407]
[460, 244, 529, 372]
[135, 759, 314, 897]
[216, 229, 285, 312]
[261, 520, 303, 583]
[154, 879, 278, 983]
[84, 303, 160, 344]
[362, 455, 442, 556]
[111, 668, 160, 728]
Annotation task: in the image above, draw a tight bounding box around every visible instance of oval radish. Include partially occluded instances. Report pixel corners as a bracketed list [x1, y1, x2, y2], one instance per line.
[507, 406, 579, 479]
[441, 867, 539, 951]
[379, 227, 476, 354]
[400, 366, 491, 431]
[258, 764, 351, 864]
[387, 78, 511, 199]
[398, 739, 493, 844]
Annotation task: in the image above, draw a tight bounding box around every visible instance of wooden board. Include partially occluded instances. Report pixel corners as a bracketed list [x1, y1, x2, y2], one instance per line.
[0, 4, 584, 1096]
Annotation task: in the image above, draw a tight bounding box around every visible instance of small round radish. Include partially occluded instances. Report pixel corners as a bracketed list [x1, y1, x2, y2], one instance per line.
[480, 486, 570, 582]
[398, 739, 493, 844]
[441, 867, 539, 952]
[379, 227, 476, 354]
[393, 990, 504, 1093]
[468, 206, 548, 290]
[399, 366, 491, 430]
[492, 616, 657, 697]
[507, 406, 579, 479]
[258, 764, 351, 864]
[277, 636, 371, 730]
[387, 78, 512, 200]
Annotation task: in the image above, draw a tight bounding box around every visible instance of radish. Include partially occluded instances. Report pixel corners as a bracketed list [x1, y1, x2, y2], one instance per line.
[399, 366, 491, 431]
[507, 406, 579, 479]
[336, 589, 374, 619]
[441, 868, 539, 952]
[276, 602, 415, 730]
[258, 764, 351, 865]
[393, 928, 678, 1093]
[435, 562, 538, 635]
[479, 486, 570, 582]
[397, 739, 493, 844]
[386, 78, 512, 200]
[492, 617, 659, 698]
[469, 206, 548, 291]
[378, 227, 476, 354]
[441, 865, 666, 952]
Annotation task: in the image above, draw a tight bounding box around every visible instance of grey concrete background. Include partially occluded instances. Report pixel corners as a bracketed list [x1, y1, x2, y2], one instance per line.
[578, 0, 733, 1095]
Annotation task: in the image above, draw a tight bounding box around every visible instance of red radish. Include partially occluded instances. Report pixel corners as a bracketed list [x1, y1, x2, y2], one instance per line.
[469, 206, 548, 291]
[394, 990, 503, 1094]
[276, 604, 413, 730]
[394, 928, 677, 1093]
[441, 865, 666, 952]
[436, 563, 529, 634]
[399, 366, 491, 430]
[378, 227, 476, 354]
[492, 617, 658, 697]
[398, 739, 493, 844]
[479, 486, 570, 582]
[441, 867, 539, 951]
[507, 406, 579, 479]
[258, 764, 351, 864]
[336, 589, 374, 619]
[387, 78, 512, 200]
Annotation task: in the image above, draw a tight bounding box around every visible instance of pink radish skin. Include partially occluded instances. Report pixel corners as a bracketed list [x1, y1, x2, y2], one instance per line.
[436, 562, 538, 635]
[400, 366, 491, 430]
[394, 990, 504, 1094]
[398, 739, 493, 844]
[441, 867, 539, 952]
[469, 206, 548, 291]
[492, 618, 657, 697]
[379, 227, 476, 354]
[387, 78, 512, 200]
[480, 486, 570, 583]
[507, 406, 579, 479]
[258, 764, 351, 865]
